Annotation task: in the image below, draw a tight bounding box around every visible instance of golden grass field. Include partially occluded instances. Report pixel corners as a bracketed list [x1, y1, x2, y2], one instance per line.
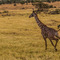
[0, 9, 60, 60]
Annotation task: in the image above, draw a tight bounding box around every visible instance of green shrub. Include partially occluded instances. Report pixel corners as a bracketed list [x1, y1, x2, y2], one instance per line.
[6, 0, 11, 4]
[32, 2, 54, 9]
[3, 11, 9, 13]
[49, 5, 53, 8]
[0, 1, 2, 5]
[14, 3, 16, 6]
[48, 9, 60, 14]
[54, 6, 56, 8]
[55, 9, 60, 14]
[20, 1, 25, 5]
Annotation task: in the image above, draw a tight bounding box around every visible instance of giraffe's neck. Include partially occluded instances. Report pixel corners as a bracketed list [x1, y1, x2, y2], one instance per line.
[34, 14, 45, 29]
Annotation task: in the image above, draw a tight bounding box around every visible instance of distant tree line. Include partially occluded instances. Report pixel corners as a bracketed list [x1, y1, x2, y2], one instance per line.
[0, 0, 60, 5]
[47, 0, 60, 2]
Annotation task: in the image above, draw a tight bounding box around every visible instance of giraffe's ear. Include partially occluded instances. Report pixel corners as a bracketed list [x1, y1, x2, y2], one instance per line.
[32, 8, 36, 13]
[33, 10, 36, 13]
[32, 8, 35, 12]
[33, 11, 35, 13]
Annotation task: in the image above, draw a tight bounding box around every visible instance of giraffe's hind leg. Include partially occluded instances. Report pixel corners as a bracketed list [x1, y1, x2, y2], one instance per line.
[54, 40, 59, 51]
[49, 38, 59, 51]
[54, 38, 59, 51]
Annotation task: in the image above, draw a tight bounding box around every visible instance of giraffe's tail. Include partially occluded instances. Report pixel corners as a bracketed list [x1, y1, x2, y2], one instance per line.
[55, 31, 60, 39]
[56, 35, 60, 39]
[55, 25, 60, 39]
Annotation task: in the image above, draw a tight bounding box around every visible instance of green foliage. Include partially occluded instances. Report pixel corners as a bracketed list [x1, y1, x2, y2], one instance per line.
[3, 10, 9, 13]
[54, 6, 56, 8]
[32, 2, 54, 9]
[49, 5, 54, 8]
[14, 3, 16, 6]
[20, 1, 25, 5]
[0, 0, 60, 4]
[55, 9, 60, 14]
[6, 0, 11, 4]
[0, 1, 2, 5]
[48, 9, 60, 14]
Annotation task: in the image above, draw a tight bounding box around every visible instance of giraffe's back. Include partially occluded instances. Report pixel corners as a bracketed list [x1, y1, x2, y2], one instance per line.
[41, 25, 57, 38]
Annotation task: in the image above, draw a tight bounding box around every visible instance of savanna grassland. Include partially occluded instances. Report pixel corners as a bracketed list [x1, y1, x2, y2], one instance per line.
[0, 2, 60, 60]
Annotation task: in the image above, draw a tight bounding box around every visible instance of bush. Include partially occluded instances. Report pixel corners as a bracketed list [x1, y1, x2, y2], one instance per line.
[49, 5, 53, 8]
[3, 11, 9, 13]
[55, 9, 60, 14]
[48, 9, 60, 14]
[7, 0, 11, 4]
[54, 6, 56, 8]
[14, 3, 16, 6]
[32, 2, 54, 9]
[20, 1, 25, 5]
[0, 1, 2, 5]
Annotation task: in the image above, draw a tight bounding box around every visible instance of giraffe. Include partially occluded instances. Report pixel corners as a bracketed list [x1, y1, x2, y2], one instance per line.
[29, 11, 60, 51]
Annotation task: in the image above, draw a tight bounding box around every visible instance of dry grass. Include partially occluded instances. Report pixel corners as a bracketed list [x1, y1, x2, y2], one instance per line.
[0, 3, 34, 10]
[0, 9, 60, 60]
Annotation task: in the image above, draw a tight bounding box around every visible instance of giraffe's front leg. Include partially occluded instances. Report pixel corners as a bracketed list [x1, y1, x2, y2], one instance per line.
[41, 32, 47, 50]
[44, 38, 47, 50]
[43, 37, 47, 50]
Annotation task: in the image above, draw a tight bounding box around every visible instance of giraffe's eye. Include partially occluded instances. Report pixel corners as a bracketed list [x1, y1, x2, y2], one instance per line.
[32, 14, 33, 16]
[29, 13, 34, 18]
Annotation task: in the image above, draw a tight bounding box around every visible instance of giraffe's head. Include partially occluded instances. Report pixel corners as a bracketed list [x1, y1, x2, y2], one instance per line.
[29, 11, 36, 18]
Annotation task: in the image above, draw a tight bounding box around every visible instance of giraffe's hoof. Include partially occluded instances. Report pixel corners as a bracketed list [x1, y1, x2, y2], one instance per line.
[45, 48, 47, 50]
[55, 49, 57, 51]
